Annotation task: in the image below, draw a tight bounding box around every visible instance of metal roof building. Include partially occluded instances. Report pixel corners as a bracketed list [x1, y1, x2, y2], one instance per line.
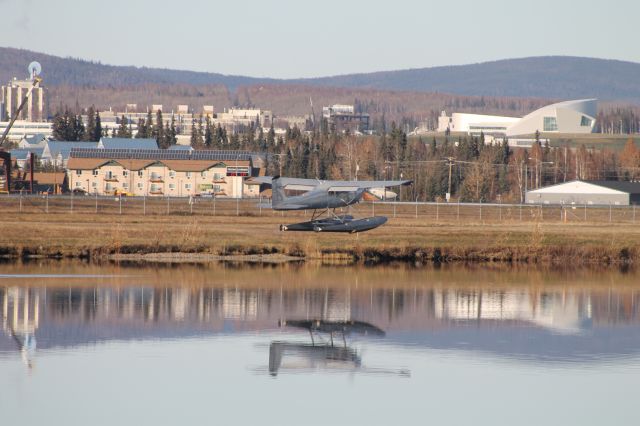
[97, 137, 158, 150]
[525, 180, 640, 205]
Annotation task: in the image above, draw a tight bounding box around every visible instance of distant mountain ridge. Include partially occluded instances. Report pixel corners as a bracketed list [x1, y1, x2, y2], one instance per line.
[293, 56, 640, 102]
[1, 47, 639, 103]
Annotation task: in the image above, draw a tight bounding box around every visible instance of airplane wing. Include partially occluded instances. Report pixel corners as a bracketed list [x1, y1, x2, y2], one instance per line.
[321, 180, 412, 191]
[248, 177, 411, 193]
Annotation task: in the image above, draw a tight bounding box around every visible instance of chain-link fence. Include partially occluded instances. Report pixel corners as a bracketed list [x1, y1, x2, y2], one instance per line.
[1, 194, 638, 224]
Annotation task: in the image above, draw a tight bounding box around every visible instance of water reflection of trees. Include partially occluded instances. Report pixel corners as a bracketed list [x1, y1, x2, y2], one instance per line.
[2, 285, 640, 336]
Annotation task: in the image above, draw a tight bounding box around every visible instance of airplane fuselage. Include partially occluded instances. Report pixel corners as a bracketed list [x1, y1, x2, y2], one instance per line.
[274, 188, 365, 211]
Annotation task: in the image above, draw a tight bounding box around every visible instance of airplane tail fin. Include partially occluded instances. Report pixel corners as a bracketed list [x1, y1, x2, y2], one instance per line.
[271, 176, 286, 208]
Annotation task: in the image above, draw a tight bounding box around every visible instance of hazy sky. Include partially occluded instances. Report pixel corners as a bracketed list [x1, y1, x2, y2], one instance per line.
[3, 0, 639, 78]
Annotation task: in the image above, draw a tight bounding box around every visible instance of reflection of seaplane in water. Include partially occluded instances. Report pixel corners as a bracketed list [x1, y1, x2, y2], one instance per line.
[267, 319, 409, 377]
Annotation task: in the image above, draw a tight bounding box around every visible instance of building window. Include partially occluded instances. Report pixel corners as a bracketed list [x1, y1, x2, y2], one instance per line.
[137, 182, 143, 189]
[543, 117, 558, 131]
[213, 173, 223, 181]
[201, 171, 207, 178]
[185, 172, 192, 179]
[138, 170, 143, 177]
[213, 185, 221, 193]
[92, 182, 97, 188]
[123, 170, 128, 177]
[75, 181, 82, 187]
[185, 183, 191, 190]
[75, 170, 82, 176]
[169, 183, 175, 190]
[106, 171, 113, 179]
[169, 171, 176, 178]
[92, 170, 98, 176]
[123, 182, 128, 188]
[105, 183, 112, 191]
[580, 115, 592, 127]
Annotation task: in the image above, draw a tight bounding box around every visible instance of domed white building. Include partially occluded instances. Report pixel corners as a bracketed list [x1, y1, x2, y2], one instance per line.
[437, 99, 598, 138]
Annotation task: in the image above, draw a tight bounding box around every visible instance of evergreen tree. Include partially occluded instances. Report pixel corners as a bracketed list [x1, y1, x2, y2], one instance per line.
[168, 115, 177, 145]
[93, 112, 103, 141]
[52, 111, 69, 140]
[73, 114, 85, 141]
[84, 106, 96, 141]
[267, 124, 276, 146]
[190, 118, 204, 149]
[136, 118, 147, 138]
[116, 115, 131, 138]
[154, 109, 164, 143]
[204, 116, 213, 148]
[146, 110, 154, 138]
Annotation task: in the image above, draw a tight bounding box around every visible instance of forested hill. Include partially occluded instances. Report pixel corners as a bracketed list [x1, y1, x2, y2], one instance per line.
[0, 47, 272, 88]
[2, 47, 640, 102]
[293, 57, 640, 102]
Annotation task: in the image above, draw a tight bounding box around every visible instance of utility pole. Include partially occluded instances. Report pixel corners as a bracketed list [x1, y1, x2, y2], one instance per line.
[445, 157, 455, 202]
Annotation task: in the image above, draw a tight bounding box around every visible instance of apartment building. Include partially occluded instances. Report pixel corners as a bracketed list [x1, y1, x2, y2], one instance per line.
[66, 148, 257, 198]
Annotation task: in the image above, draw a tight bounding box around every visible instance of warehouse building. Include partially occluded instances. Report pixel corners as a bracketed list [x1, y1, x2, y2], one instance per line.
[525, 180, 640, 205]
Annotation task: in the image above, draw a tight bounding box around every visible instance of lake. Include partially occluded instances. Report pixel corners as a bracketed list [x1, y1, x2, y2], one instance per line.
[1, 261, 639, 425]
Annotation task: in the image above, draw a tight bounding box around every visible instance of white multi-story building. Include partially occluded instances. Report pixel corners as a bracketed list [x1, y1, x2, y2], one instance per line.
[437, 99, 598, 138]
[1, 78, 46, 122]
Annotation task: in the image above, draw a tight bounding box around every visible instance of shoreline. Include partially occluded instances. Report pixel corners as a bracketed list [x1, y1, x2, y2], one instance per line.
[0, 243, 635, 265]
[1, 212, 639, 265]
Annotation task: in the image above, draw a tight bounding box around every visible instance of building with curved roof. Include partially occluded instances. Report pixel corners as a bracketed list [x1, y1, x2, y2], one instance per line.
[506, 99, 597, 137]
[437, 99, 598, 138]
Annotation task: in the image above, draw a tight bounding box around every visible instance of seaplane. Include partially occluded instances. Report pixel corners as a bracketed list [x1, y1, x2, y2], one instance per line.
[253, 176, 412, 233]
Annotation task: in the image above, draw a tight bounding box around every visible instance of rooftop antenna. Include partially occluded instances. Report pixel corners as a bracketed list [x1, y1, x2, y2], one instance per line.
[28, 61, 42, 80]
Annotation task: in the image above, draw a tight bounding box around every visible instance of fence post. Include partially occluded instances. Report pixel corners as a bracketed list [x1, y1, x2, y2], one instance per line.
[95, 192, 98, 213]
[499, 199, 502, 221]
[436, 201, 439, 221]
[519, 203, 522, 221]
[393, 202, 396, 218]
[190, 196, 193, 215]
[457, 200, 460, 222]
[213, 195, 216, 216]
[609, 202, 612, 223]
[479, 200, 482, 222]
[143, 195, 146, 216]
[70, 192, 74, 213]
[236, 196, 239, 216]
[119, 195, 122, 215]
[584, 204, 587, 221]
[415, 198, 418, 219]
[259, 195, 262, 216]
[166, 196, 170, 215]
[19, 191, 22, 213]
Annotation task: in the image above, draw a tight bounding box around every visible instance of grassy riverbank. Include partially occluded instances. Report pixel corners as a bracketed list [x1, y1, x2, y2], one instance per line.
[0, 211, 639, 264]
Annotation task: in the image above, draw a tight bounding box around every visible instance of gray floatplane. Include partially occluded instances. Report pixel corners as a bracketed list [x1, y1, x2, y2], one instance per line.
[253, 176, 412, 233]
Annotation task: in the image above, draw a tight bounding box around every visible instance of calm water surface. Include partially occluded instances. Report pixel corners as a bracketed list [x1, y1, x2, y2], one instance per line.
[1, 261, 639, 425]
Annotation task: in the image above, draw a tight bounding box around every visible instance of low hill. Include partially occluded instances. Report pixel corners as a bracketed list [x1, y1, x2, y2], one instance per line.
[2, 48, 639, 102]
[0, 47, 271, 89]
[293, 56, 640, 102]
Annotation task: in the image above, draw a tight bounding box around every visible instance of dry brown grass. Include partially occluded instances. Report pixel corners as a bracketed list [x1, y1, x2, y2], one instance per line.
[0, 207, 639, 264]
